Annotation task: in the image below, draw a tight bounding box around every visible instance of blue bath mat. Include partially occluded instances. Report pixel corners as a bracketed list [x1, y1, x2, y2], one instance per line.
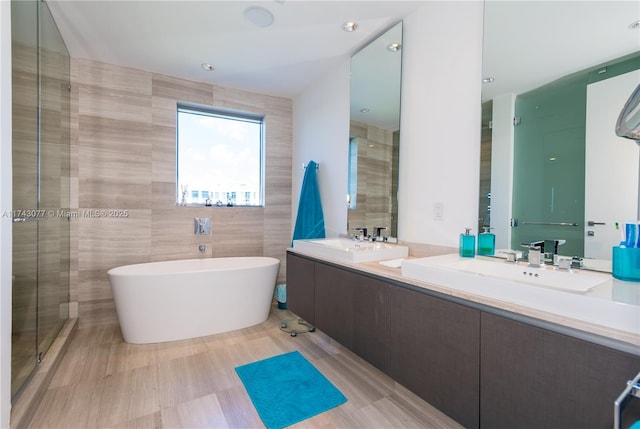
[235, 350, 347, 429]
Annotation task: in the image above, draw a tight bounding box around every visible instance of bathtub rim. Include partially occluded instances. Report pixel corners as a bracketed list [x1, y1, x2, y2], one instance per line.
[107, 256, 281, 277]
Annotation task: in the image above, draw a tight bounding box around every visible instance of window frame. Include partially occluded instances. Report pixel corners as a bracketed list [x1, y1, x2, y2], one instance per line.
[176, 102, 266, 207]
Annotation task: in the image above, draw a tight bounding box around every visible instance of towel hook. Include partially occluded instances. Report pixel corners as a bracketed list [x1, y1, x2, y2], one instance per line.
[302, 163, 319, 170]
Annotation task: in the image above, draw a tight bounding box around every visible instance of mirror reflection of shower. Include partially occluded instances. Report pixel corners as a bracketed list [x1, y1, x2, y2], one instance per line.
[480, 0, 639, 266]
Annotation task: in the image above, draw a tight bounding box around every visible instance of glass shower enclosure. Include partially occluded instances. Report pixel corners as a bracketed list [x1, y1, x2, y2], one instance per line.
[11, 0, 70, 400]
[510, 81, 586, 258]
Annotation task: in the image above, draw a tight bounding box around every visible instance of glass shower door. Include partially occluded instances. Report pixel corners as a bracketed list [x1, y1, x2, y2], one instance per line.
[11, 0, 39, 398]
[10, 0, 70, 399]
[37, 0, 70, 357]
[511, 80, 586, 257]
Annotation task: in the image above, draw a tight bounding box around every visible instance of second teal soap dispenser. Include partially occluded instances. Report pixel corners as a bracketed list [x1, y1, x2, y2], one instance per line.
[459, 228, 475, 258]
[478, 226, 495, 256]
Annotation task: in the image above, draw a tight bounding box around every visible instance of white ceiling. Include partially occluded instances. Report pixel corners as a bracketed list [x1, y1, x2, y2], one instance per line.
[45, 1, 640, 124]
[46, 0, 422, 99]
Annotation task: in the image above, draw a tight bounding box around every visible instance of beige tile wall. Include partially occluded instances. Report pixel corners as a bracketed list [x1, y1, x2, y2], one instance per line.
[347, 120, 395, 237]
[70, 58, 293, 327]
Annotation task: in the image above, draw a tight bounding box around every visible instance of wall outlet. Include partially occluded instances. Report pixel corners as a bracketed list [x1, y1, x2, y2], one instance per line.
[433, 202, 444, 220]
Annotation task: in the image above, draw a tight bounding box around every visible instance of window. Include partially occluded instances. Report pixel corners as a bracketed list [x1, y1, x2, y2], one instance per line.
[176, 103, 264, 206]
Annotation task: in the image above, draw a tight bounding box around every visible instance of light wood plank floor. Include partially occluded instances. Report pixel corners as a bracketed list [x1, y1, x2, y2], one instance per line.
[26, 306, 464, 429]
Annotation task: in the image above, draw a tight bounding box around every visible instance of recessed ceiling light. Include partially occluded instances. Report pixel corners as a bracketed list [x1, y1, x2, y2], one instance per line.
[244, 6, 274, 28]
[201, 63, 214, 71]
[482, 77, 495, 84]
[387, 43, 401, 52]
[342, 21, 358, 32]
[360, 108, 370, 113]
[629, 19, 640, 30]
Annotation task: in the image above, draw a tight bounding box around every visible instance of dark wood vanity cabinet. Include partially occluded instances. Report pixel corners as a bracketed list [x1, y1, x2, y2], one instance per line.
[313, 262, 355, 349]
[389, 286, 480, 429]
[287, 253, 477, 426]
[480, 312, 640, 429]
[286, 252, 640, 428]
[286, 253, 316, 325]
[352, 273, 391, 373]
[309, 260, 392, 373]
[288, 253, 392, 372]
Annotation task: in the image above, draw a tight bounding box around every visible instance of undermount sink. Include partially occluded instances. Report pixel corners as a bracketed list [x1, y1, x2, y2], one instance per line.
[402, 254, 610, 293]
[400, 254, 640, 337]
[292, 238, 409, 263]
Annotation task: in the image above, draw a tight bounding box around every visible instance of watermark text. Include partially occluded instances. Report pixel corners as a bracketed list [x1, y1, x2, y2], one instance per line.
[3, 209, 130, 219]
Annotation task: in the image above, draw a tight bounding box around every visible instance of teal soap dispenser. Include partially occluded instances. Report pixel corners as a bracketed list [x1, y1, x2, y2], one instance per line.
[478, 226, 495, 256]
[459, 228, 475, 258]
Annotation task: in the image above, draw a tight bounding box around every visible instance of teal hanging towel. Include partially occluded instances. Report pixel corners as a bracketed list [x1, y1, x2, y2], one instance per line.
[292, 161, 325, 245]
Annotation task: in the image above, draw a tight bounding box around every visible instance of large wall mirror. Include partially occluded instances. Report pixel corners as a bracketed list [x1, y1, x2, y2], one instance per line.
[480, 1, 640, 268]
[348, 21, 402, 240]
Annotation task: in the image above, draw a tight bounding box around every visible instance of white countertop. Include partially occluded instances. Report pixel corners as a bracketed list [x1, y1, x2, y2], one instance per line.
[288, 248, 640, 349]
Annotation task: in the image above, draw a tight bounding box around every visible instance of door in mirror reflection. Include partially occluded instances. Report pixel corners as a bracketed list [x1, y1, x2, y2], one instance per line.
[585, 70, 640, 260]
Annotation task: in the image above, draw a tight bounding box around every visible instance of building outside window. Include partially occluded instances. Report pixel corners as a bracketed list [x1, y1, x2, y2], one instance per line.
[176, 103, 264, 206]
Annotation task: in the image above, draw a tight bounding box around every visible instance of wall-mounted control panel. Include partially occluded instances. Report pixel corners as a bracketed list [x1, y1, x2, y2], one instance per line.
[194, 218, 211, 235]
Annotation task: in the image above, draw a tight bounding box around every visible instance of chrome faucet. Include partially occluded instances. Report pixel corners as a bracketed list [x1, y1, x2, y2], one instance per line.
[570, 256, 584, 269]
[523, 239, 566, 266]
[352, 227, 368, 241]
[522, 242, 544, 267]
[373, 226, 388, 242]
[543, 239, 566, 265]
[557, 255, 584, 270]
[501, 250, 518, 263]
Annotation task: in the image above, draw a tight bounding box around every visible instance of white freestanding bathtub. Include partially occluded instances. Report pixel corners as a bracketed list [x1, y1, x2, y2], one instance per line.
[107, 257, 280, 344]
